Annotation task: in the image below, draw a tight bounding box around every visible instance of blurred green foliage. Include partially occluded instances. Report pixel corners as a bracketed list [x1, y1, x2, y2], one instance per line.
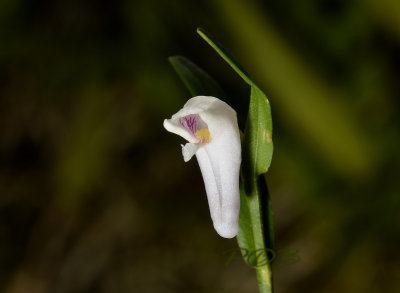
[0, 0, 399, 292]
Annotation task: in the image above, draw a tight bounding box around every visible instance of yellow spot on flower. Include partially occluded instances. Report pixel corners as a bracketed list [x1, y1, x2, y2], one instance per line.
[196, 128, 211, 143]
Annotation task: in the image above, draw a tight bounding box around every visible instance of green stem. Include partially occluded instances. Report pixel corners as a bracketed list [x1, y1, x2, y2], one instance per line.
[238, 174, 274, 293]
[256, 266, 273, 293]
[249, 175, 274, 293]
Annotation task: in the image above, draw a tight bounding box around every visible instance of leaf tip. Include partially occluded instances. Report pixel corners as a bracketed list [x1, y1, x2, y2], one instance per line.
[196, 27, 205, 35]
[197, 27, 211, 42]
[168, 55, 182, 64]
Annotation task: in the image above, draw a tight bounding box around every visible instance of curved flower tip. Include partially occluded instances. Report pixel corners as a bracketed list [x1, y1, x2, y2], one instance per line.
[163, 96, 241, 238]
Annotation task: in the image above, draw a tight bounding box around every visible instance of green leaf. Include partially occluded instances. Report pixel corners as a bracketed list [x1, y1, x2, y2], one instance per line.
[243, 86, 273, 179]
[197, 28, 273, 180]
[168, 55, 226, 99]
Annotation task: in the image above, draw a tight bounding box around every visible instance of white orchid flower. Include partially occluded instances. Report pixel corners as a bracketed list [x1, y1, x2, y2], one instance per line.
[163, 96, 241, 238]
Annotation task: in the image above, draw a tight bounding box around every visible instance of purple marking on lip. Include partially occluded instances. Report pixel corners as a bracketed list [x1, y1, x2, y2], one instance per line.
[179, 114, 198, 135]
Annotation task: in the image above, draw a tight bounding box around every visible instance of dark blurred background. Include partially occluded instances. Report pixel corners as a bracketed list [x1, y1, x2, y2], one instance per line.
[1, 0, 399, 292]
